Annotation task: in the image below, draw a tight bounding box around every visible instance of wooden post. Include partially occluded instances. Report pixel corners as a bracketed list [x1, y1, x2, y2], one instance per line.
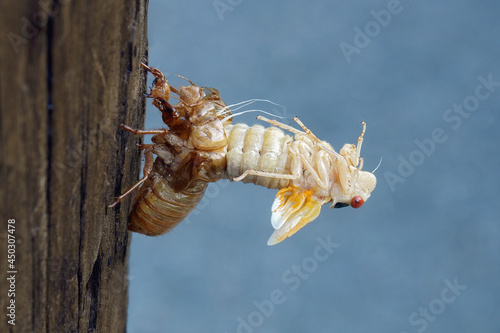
[0, 0, 148, 331]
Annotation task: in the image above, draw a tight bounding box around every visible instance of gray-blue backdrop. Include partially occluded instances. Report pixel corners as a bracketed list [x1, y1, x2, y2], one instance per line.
[128, 1, 500, 332]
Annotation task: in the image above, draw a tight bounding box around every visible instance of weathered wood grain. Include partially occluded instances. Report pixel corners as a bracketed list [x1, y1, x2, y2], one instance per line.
[0, 0, 149, 331]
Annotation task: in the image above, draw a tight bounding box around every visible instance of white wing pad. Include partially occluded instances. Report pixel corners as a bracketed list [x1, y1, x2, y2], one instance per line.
[267, 186, 326, 245]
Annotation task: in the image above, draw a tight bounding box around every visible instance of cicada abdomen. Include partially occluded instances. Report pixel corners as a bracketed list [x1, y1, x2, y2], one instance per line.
[224, 123, 293, 189]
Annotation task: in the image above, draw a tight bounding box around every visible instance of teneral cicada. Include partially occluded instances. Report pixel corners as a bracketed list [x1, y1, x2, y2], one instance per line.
[110, 64, 377, 245]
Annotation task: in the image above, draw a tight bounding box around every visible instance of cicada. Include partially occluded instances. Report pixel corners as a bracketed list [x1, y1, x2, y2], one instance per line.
[110, 64, 377, 245]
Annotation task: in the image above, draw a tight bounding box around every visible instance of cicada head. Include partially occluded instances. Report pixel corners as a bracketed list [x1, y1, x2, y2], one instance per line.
[331, 120, 377, 209]
[330, 170, 376, 209]
[141, 63, 171, 101]
[351, 170, 377, 207]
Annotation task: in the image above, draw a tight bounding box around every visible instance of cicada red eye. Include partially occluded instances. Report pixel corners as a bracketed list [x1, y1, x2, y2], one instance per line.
[350, 196, 364, 208]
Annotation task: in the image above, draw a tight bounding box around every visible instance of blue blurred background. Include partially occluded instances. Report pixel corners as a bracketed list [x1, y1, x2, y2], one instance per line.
[127, 1, 500, 332]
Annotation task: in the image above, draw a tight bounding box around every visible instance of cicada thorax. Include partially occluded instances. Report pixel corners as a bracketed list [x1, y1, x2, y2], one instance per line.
[174, 85, 231, 152]
[159, 84, 231, 186]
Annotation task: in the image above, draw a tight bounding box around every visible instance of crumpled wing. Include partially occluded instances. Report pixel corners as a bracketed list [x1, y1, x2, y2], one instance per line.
[267, 186, 326, 245]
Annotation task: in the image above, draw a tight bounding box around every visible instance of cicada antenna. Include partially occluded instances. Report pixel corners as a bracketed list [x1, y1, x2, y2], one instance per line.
[219, 99, 284, 116]
[221, 109, 286, 124]
[372, 156, 383, 173]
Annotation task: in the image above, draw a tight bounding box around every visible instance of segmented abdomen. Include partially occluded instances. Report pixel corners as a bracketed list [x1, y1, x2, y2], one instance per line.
[224, 123, 292, 189]
[129, 160, 208, 236]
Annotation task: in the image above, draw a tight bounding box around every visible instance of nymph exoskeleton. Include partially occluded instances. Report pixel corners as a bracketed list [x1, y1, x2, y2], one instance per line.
[109, 63, 231, 235]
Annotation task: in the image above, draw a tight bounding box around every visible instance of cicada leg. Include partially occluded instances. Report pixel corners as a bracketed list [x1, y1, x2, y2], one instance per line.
[292, 116, 321, 142]
[257, 116, 303, 135]
[257, 115, 323, 144]
[232, 169, 298, 182]
[109, 145, 154, 208]
[288, 144, 329, 190]
[355, 122, 366, 168]
[120, 124, 169, 136]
